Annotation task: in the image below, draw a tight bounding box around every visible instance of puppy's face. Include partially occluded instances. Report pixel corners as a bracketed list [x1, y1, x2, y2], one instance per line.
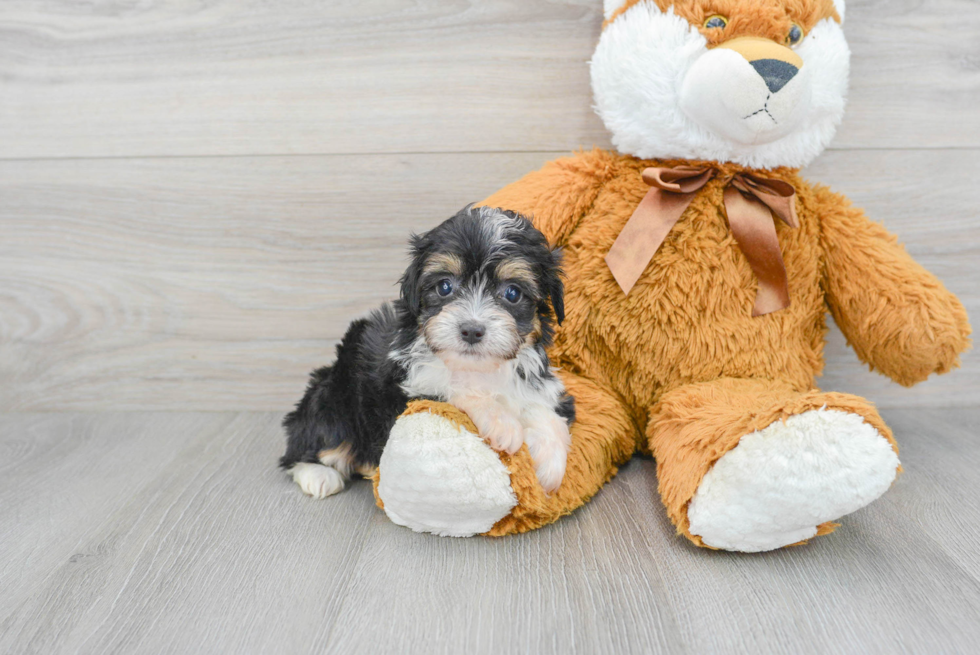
[400, 207, 564, 365]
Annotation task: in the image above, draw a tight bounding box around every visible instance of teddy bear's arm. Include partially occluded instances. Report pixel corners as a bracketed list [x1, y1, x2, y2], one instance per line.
[814, 185, 971, 387]
[480, 151, 614, 247]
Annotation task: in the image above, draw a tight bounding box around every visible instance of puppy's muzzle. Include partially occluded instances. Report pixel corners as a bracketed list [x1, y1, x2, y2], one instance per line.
[459, 321, 486, 345]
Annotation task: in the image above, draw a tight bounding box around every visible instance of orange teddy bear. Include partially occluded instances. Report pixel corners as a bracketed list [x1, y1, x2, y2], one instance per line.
[371, 0, 971, 551]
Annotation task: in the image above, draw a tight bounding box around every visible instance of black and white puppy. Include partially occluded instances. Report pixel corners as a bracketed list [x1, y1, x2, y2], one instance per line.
[281, 205, 575, 498]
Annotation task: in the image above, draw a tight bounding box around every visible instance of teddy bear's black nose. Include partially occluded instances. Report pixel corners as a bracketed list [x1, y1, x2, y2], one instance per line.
[751, 59, 799, 94]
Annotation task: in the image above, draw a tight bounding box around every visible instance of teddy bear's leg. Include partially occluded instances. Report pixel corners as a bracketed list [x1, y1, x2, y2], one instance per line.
[648, 378, 901, 552]
[374, 373, 638, 537]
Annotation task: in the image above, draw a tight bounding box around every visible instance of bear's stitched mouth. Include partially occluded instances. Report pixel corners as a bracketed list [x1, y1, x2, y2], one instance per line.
[743, 94, 778, 124]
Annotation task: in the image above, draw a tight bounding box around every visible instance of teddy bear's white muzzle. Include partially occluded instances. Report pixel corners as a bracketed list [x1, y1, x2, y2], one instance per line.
[679, 48, 812, 146]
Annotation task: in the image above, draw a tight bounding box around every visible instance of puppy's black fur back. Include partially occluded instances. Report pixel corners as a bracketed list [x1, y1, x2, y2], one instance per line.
[280, 302, 408, 471]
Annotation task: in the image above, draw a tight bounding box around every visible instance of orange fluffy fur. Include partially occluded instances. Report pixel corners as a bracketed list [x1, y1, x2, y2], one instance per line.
[605, 0, 840, 40]
[374, 149, 969, 544]
[371, 0, 971, 546]
[486, 150, 967, 542]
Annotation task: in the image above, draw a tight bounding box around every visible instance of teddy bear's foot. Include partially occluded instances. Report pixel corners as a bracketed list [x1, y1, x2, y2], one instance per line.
[377, 406, 517, 537]
[686, 408, 900, 552]
[650, 379, 902, 552]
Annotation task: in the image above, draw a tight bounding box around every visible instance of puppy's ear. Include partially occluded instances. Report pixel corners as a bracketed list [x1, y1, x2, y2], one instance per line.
[546, 248, 566, 325]
[399, 234, 428, 316]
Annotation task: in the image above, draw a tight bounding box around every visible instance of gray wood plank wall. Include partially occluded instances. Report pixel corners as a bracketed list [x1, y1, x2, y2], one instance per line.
[1, 0, 978, 411]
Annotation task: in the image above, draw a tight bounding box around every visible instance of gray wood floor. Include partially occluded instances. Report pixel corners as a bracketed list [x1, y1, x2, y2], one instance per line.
[3, 1, 980, 653]
[2, 408, 979, 654]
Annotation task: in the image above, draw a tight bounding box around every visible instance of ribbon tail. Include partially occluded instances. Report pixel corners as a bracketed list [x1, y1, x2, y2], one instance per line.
[605, 187, 695, 295]
[723, 187, 792, 317]
[736, 174, 799, 228]
[754, 192, 798, 229]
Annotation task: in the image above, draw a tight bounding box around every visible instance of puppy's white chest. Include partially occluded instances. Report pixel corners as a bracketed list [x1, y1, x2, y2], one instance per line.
[398, 351, 518, 404]
[449, 366, 512, 399]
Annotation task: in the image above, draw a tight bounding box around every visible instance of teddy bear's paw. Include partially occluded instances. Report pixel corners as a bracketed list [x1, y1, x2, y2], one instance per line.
[377, 411, 517, 537]
[687, 408, 900, 552]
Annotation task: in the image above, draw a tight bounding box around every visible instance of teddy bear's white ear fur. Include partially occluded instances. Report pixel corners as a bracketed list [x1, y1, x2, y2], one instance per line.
[604, 1, 845, 24]
[603, 0, 629, 21]
[834, 0, 846, 23]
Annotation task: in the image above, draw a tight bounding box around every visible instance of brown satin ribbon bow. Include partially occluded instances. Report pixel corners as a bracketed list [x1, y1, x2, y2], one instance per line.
[604, 166, 799, 317]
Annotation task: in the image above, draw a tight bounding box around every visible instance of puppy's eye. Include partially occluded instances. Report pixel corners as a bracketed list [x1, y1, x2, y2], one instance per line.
[704, 15, 728, 29]
[786, 23, 804, 46]
[436, 279, 454, 297]
[502, 285, 522, 303]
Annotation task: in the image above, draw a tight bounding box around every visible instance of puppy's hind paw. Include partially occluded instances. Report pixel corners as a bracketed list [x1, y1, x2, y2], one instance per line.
[290, 463, 345, 499]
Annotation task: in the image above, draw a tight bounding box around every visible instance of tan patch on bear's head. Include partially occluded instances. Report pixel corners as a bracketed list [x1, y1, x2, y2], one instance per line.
[605, 0, 840, 44]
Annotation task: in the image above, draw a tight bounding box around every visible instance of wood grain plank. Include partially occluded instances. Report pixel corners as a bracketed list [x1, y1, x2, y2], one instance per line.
[1, 149, 976, 411]
[874, 407, 980, 579]
[806, 151, 980, 406]
[0, 413, 379, 655]
[324, 473, 685, 655]
[0, 0, 607, 159]
[0, 413, 233, 618]
[1, 0, 979, 158]
[0, 152, 557, 411]
[2, 410, 979, 653]
[618, 412, 980, 654]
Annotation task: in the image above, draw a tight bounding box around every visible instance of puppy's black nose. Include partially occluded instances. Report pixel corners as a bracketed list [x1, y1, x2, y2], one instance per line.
[460, 322, 485, 345]
[750, 58, 799, 94]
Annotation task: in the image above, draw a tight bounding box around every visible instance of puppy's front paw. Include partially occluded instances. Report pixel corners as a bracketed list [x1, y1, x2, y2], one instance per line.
[524, 415, 571, 493]
[457, 397, 524, 454]
[533, 448, 567, 494]
[480, 409, 524, 455]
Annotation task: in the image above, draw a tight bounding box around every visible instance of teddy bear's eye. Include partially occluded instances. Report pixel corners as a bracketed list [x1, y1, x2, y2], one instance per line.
[786, 23, 804, 46]
[704, 15, 728, 30]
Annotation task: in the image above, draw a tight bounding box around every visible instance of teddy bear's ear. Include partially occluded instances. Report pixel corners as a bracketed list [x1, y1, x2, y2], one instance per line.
[603, 0, 630, 21]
